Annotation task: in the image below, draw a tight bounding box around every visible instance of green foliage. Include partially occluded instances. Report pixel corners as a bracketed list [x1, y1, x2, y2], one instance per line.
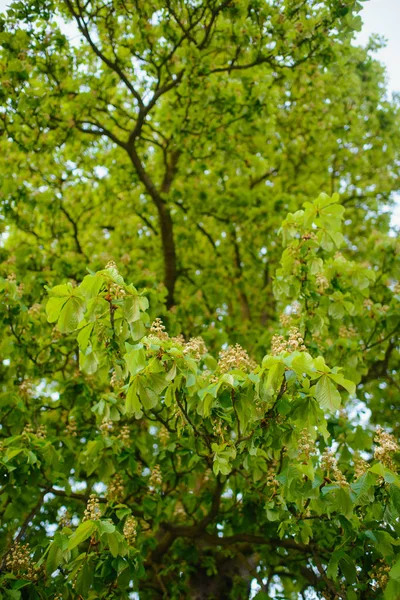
[0, 1, 400, 598]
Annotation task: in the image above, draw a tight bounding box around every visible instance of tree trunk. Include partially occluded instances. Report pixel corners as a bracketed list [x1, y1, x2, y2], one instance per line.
[139, 551, 255, 599]
[157, 196, 177, 309]
[187, 554, 254, 599]
[126, 143, 178, 308]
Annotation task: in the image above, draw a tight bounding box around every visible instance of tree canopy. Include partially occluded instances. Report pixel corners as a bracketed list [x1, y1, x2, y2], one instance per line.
[0, 1, 400, 599]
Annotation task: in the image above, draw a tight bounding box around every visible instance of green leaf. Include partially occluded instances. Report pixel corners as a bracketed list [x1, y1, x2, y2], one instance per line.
[385, 580, 400, 600]
[261, 362, 285, 401]
[79, 274, 104, 299]
[339, 553, 357, 584]
[137, 379, 158, 410]
[328, 372, 356, 395]
[46, 542, 63, 575]
[315, 375, 341, 412]
[75, 561, 94, 595]
[46, 296, 68, 323]
[291, 352, 316, 377]
[125, 347, 146, 376]
[122, 296, 141, 323]
[125, 380, 142, 415]
[390, 557, 400, 580]
[68, 521, 96, 550]
[57, 295, 86, 333]
[327, 550, 342, 580]
[369, 464, 400, 487]
[96, 519, 115, 535]
[77, 322, 94, 351]
[116, 508, 131, 520]
[389, 484, 400, 514]
[107, 532, 119, 557]
[351, 472, 375, 504]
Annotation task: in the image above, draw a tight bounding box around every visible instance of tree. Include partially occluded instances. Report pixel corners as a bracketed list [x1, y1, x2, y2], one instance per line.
[0, 1, 399, 599]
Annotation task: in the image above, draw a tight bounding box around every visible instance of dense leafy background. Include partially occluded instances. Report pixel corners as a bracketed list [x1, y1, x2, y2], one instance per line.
[0, 1, 399, 598]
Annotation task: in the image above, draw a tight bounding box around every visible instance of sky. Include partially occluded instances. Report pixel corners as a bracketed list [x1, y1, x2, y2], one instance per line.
[355, 0, 400, 96]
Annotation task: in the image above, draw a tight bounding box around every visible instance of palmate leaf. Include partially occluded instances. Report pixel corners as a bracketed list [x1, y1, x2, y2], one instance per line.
[68, 521, 96, 550]
[290, 352, 316, 377]
[57, 296, 85, 333]
[79, 274, 105, 300]
[329, 372, 356, 395]
[125, 379, 142, 415]
[124, 347, 147, 376]
[390, 557, 400, 581]
[46, 290, 86, 333]
[121, 295, 141, 323]
[75, 561, 94, 596]
[261, 362, 285, 401]
[315, 375, 341, 412]
[351, 472, 375, 505]
[46, 542, 63, 575]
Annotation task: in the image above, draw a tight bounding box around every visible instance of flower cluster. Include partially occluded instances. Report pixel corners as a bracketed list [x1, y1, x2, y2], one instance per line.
[279, 312, 293, 327]
[150, 317, 168, 340]
[110, 371, 119, 388]
[149, 464, 163, 489]
[109, 282, 126, 299]
[5, 543, 35, 578]
[118, 425, 131, 445]
[287, 327, 307, 351]
[105, 260, 117, 270]
[22, 424, 34, 436]
[19, 380, 33, 399]
[374, 427, 399, 471]
[158, 426, 170, 446]
[320, 449, 349, 487]
[353, 453, 369, 480]
[173, 501, 186, 519]
[271, 334, 287, 355]
[212, 420, 228, 440]
[22, 424, 46, 439]
[363, 298, 373, 309]
[297, 428, 315, 460]
[58, 509, 71, 528]
[83, 494, 101, 521]
[338, 325, 357, 339]
[271, 327, 306, 355]
[28, 303, 41, 317]
[99, 419, 113, 435]
[184, 336, 208, 360]
[36, 425, 47, 440]
[123, 516, 137, 545]
[266, 464, 279, 492]
[315, 274, 329, 293]
[371, 560, 391, 590]
[66, 418, 77, 437]
[218, 344, 255, 373]
[107, 474, 124, 502]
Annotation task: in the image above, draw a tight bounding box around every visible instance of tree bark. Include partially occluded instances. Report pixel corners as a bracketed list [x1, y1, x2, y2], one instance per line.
[126, 143, 178, 308]
[187, 553, 254, 600]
